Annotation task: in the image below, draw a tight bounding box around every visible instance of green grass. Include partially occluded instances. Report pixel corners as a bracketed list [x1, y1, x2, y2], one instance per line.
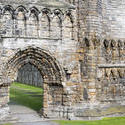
[10, 82, 43, 111]
[1, 123, 12, 125]
[56, 117, 125, 125]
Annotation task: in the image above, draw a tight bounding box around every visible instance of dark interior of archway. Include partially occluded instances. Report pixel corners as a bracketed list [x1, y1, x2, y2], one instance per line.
[16, 63, 43, 87]
[9, 63, 43, 111]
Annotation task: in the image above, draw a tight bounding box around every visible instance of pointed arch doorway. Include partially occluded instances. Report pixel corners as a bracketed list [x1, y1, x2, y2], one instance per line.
[4, 47, 64, 117]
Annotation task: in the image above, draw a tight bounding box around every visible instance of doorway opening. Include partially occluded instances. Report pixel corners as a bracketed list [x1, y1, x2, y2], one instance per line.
[5, 47, 64, 117]
[9, 63, 43, 112]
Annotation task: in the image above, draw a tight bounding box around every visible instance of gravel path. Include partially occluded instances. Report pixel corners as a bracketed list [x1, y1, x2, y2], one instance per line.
[14, 121, 58, 125]
[6, 104, 59, 125]
[1, 85, 59, 125]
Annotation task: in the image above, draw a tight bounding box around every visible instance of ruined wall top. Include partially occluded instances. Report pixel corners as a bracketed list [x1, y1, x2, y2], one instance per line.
[0, 0, 75, 9]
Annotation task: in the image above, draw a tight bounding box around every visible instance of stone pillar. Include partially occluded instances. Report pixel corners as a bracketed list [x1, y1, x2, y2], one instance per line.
[111, 40, 117, 63]
[78, 38, 97, 103]
[87, 45, 96, 102]
[42, 82, 49, 117]
[81, 38, 97, 102]
[0, 85, 10, 120]
[118, 40, 124, 62]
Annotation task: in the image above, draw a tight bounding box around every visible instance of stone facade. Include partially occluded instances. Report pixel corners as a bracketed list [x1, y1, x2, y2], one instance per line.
[0, 0, 124, 120]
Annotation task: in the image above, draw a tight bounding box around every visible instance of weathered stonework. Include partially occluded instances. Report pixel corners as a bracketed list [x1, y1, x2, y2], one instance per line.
[0, 0, 125, 121]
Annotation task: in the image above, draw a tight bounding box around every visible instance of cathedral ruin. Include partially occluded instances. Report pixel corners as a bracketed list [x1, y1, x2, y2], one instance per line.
[0, 0, 125, 120]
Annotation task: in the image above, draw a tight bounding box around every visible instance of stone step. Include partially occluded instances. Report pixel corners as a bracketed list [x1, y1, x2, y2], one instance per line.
[13, 121, 59, 125]
[10, 113, 43, 123]
[0, 115, 19, 124]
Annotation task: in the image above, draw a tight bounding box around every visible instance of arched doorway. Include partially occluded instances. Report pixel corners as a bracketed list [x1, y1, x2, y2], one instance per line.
[3, 47, 64, 117]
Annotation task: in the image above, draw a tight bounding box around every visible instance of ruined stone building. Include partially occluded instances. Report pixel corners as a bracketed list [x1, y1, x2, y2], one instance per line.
[0, 0, 125, 120]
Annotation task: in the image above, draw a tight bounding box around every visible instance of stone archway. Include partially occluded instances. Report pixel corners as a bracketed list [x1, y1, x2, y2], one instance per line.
[3, 46, 65, 118]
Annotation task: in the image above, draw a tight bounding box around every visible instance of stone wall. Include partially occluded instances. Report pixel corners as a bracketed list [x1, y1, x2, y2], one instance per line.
[0, 0, 81, 120]
[0, 0, 125, 121]
[75, 0, 125, 39]
[74, 37, 125, 119]
[102, 0, 125, 39]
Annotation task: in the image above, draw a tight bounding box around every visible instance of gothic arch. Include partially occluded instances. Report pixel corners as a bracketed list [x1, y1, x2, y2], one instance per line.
[110, 39, 116, 48]
[51, 14, 62, 39]
[2, 5, 14, 17]
[1, 6, 13, 36]
[39, 11, 50, 38]
[15, 5, 28, 20]
[27, 8, 39, 36]
[41, 8, 51, 16]
[4, 46, 64, 84]
[30, 7, 40, 21]
[15, 5, 28, 14]
[63, 11, 74, 40]
[53, 9, 64, 17]
[83, 37, 90, 47]
[15, 6, 26, 36]
[3, 46, 65, 117]
[103, 39, 109, 49]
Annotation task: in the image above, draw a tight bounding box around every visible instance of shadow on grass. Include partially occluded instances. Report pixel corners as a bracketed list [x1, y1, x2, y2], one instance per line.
[9, 82, 43, 111]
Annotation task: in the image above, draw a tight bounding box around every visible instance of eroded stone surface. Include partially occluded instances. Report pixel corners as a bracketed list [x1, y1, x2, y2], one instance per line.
[0, 0, 125, 121]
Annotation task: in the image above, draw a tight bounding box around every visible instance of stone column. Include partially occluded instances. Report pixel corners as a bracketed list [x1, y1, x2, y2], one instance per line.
[42, 82, 49, 117]
[87, 45, 96, 102]
[0, 85, 10, 120]
[118, 40, 124, 62]
[111, 40, 117, 63]
[82, 38, 97, 103]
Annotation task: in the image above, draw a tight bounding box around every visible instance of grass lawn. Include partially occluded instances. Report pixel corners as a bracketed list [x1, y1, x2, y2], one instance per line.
[9, 82, 43, 111]
[2, 123, 12, 125]
[56, 117, 125, 125]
